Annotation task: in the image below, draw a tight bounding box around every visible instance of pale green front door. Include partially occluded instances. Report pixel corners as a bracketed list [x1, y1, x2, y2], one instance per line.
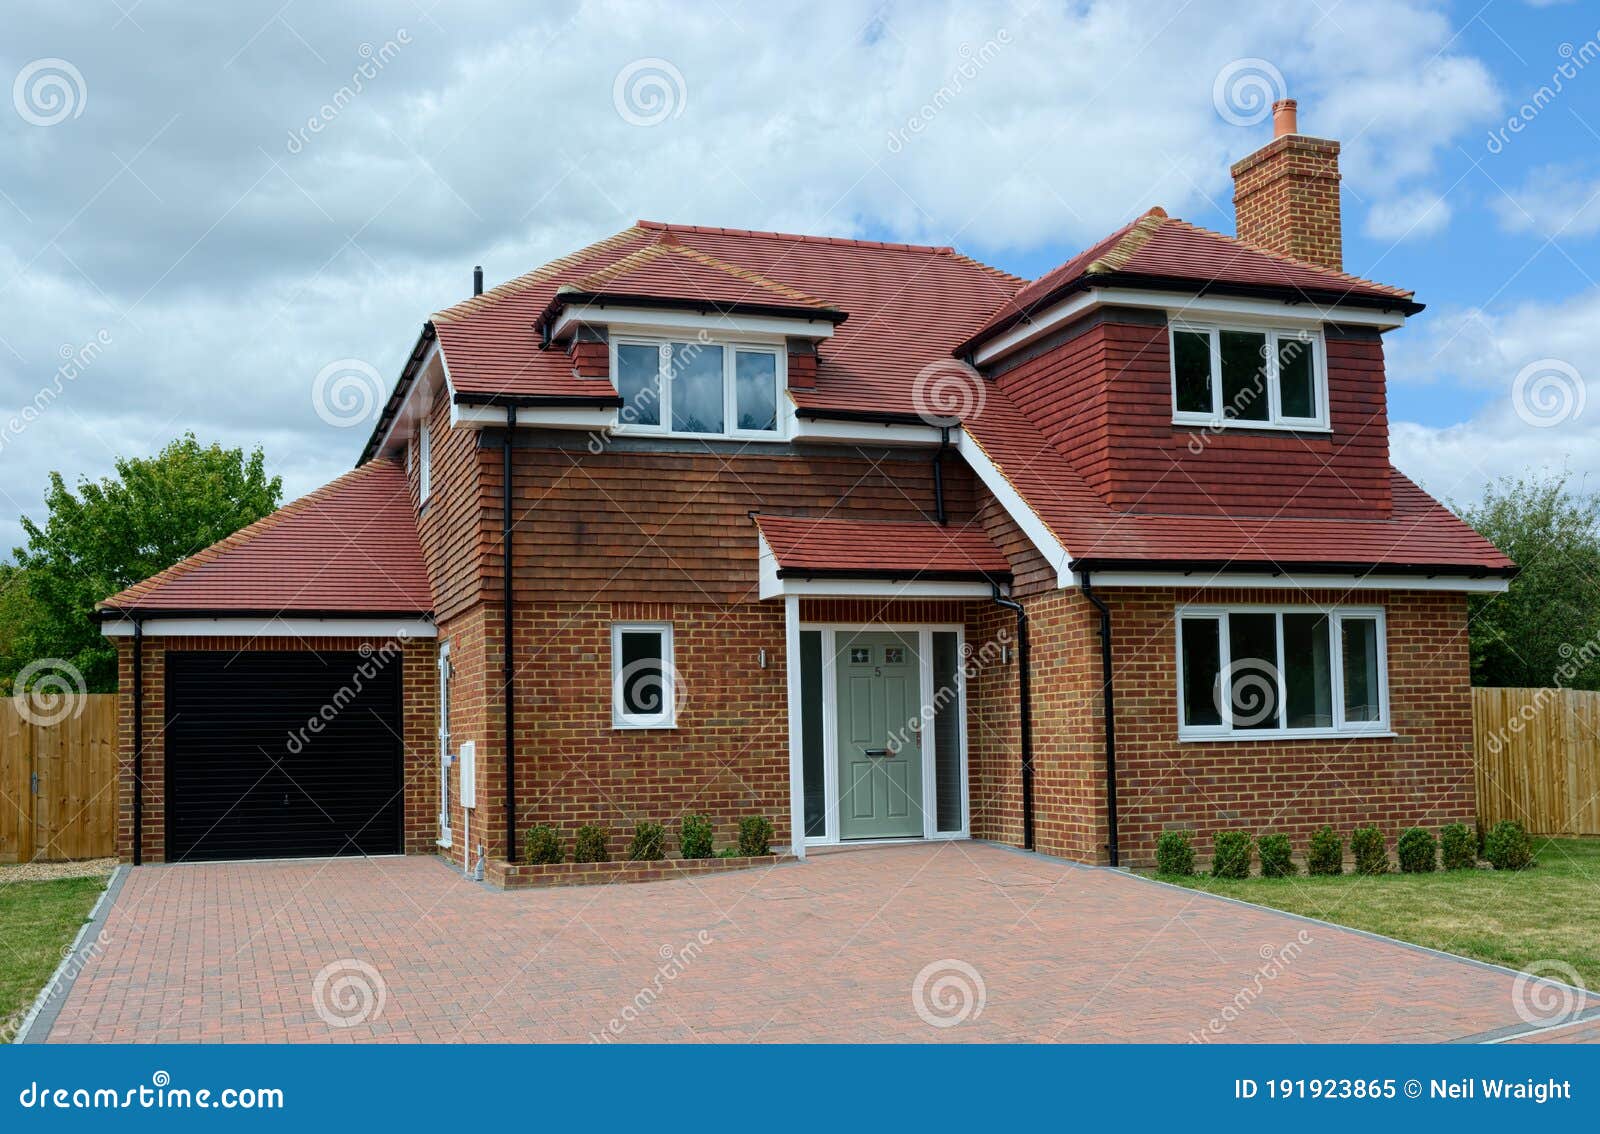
[836, 631, 924, 839]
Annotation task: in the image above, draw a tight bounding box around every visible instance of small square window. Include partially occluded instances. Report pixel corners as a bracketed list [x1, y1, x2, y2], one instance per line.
[612, 622, 676, 729]
[884, 646, 905, 664]
[849, 647, 871, 664]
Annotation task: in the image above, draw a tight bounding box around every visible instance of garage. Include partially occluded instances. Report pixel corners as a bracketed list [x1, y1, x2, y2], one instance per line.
[164, 651, 405, 862]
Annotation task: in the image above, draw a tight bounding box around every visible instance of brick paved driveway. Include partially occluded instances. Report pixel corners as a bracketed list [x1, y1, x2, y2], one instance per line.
[41, 842, 1589, 1043]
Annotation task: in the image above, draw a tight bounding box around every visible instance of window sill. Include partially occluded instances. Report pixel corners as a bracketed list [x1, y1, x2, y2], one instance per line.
[1171, 418, 1333, 435]
[1178, 729, 1397, 743]
[613, 720, 678, 731]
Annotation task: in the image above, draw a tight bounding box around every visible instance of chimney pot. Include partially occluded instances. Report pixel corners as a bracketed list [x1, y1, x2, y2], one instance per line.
[1272, 98, 1298, 138]
[473, 265, 484, 296]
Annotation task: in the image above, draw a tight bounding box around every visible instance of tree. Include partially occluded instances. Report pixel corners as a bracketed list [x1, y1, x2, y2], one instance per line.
[11, 434, 282, 692]
[0, 564, 42, 697]
[1458, 471, 1600, 689]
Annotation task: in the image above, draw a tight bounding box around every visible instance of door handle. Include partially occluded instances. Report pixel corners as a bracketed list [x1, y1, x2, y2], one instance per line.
[864, 748, 890, 757]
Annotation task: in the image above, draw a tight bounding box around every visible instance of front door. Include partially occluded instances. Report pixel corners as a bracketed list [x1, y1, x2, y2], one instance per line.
[836, 631, 924, 839]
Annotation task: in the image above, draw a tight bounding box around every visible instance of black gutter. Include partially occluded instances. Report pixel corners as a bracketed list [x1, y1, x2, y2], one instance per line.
[360, 322, 438, 466]
[502, 405, 518, 865]
[990, 583, 1034, 852]
[93, 607, 435, 622]
[776, 567, 1011, 584]
[933, 427, 949, 525]
[1078, 572, 1120, 868]
[453, 391, 624, 409]
[792, 406, 935, 427]
[1067, 557, 1517, 580]
[131, 618, 143, 867]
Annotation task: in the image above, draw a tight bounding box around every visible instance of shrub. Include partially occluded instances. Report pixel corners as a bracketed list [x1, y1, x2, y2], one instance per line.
[627, 821, 666, 862]
[1257, 833, 1295, 878]
[1484, 820, 1534, 871]
[1154, 830, 1195, 877]
[1307, 825, 1343, 875]
[1441, 823, 1477, 871]
[738, 815, 774, 857]
[1210, 830, 1253, 879]
[1398, 827, 1438, 873]
[573, 824, 608, 864]
[679, 813, 714, 859]
[1351, 826, 1388, 875]
[524, 824, 563, 866]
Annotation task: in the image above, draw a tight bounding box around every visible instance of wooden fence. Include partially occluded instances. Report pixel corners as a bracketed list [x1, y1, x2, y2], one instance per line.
[1474, 687, 1600, 836]
[0, 694, 118, 863]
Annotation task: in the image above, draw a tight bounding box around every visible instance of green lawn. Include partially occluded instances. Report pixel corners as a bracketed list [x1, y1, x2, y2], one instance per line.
[1151, 837, 1600, 990]
[0, 876, 107, 1042]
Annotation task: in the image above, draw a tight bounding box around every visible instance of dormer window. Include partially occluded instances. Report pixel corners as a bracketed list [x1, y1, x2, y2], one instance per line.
[613, 337, 783, 438]
[1170, 322, 1328, 431]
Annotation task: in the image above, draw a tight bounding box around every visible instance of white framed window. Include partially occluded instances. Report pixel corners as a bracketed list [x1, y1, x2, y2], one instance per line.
[612, 337, 785, 440]
[1176, 604, 1388, 740]
[1169, 322, 1329, 431]
[611, 621, 677, 729]
[417, 421, 432, 505]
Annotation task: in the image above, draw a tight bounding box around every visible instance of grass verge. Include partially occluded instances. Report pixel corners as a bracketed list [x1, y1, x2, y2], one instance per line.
[0, 875, 108, 1041]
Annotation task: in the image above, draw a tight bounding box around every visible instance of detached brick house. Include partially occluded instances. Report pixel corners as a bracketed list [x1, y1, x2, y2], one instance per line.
[100, 100, 1512, 871]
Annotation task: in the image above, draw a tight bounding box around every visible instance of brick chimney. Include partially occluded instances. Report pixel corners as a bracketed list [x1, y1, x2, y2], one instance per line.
[1230, 98, 1343, 271]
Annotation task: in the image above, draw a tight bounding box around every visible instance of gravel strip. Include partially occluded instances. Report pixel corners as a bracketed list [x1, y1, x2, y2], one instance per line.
[0, 858, 117, 883]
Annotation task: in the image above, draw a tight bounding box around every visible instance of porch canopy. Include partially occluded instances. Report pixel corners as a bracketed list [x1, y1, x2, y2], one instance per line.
[754, 514, 1011, 600]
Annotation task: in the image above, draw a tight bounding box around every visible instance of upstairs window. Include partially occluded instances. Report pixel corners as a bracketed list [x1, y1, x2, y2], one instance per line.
[1177, 605, 1387, 739]
[613, 338, 782, 438]
[1170, 323, 1328, 430]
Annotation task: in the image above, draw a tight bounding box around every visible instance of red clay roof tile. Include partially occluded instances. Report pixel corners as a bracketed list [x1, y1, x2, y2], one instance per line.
[756, 514, 1011, 578]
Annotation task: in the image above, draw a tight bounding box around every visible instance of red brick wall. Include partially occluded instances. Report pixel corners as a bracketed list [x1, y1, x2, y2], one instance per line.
[115, 634, 437, 863]
[1231, 133, 1343, 271]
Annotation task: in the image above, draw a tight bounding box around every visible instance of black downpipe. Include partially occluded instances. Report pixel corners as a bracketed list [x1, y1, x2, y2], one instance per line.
[990, 583, 1033, 851]
[1079, 572, 1120, 867]
[131, 618, 143, 866]
[503, 407, 517, 863]
[932, 427, 949, 525]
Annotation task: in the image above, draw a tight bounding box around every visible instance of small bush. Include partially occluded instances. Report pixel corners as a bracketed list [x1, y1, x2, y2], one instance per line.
[1441, 823, 1477, 871]
[1351, 826, 1388, 875]
[573, 825, 608, 864]
[1307, 825, 1343, 876]
[1398, 827, 1437, 873]
[716, 847, 739, 859]
[1484, 820, 1534, 871]
[738, 815, 774, 857]
[1154, 830, 1195, 877]
[1257, 833, 1295, 878]
[679, 813, 714, 859]
[524, 824, 564, 866]
[627, 821, 666, 862]
[1210, 830, 1253, 879]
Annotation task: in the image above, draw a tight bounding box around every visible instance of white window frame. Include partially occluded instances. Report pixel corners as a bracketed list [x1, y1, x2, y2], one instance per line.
[611, 621, 677, 729]
[610, 335, 789, 441]
[1175, 603, 1390, 741]
[417, 421, 432, 505]
[1169, 321, 1330, 432]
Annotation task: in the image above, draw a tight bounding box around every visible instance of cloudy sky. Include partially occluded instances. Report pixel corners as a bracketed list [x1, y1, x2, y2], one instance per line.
[1, 0, 1597, 554]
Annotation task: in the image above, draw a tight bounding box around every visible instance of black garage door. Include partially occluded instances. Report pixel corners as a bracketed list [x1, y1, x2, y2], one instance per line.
[165, 652, 404, 862]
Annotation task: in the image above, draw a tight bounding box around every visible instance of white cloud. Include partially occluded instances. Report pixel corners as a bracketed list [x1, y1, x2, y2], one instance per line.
[1490, 165, 1600, 239]
[1364, 190, 1453, 240]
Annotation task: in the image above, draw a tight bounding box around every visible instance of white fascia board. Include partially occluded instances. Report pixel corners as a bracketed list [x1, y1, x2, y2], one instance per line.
[791, 418, 945, 447]
[452, 404, 619, 431]
[954, 428, 1074, 589]
[377, 337, 445, 456]
[101, 617, 438, 638]
[971, 286, 1406, 367]
[763, 578, 998, 599]
[552, 304, 835, 343]
[1078, 570, 1510, 594]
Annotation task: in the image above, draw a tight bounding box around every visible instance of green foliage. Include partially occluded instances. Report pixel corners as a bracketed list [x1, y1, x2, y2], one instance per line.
[627, 821, 666, 862]
[1154, 830, 1195, 877]
[573, 825, 608, 864]
[1210, 830, 1253, 879]
[679, 813, 714, 859]
[1307, 825, 1343, 876]
[11, 434, 281, 692]
[737, 815, 773, 857]
[1457, 472, 1600, 689]
[1351, 826, 1388, 875]
[1441, 823, 1477, 871]
[1257, 833, 1295, 878]
[523, 825, 563, 865]
[716, 847, 739, 859]
[1484, 820, 1534, 871]
[1398, 827, 1438, 873]
[0, 565, 43, 697]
